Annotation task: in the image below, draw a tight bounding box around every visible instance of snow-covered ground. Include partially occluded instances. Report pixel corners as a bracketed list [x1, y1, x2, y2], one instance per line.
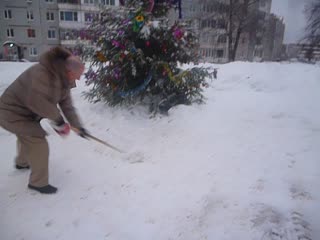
[0, 61, 319, 240]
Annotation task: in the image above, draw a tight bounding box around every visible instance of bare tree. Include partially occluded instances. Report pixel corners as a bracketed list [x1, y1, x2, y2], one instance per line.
[187, 0, 264, 62]
[304, 0, 320, 45]
[227, 0, 262, 61]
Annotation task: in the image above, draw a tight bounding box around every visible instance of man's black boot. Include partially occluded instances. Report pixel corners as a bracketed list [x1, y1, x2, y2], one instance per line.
[15, 164, 30, 170]
[28, 184, 58, 194]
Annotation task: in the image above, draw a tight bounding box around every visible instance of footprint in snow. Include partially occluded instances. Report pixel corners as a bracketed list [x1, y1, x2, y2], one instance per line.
[288, 160, 296, 169]
[251, 203, 312, 240]
[250, 178, 265, 193]
[45, 220, 54, 227]
[290, 185, 313, 201]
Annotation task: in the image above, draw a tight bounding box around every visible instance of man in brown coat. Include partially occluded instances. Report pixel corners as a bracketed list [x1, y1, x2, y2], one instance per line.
[0, 46, 88, 194]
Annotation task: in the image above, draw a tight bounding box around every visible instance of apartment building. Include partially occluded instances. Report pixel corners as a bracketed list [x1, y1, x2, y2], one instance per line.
[181, 0, 285, 63]
[285, 43, 320, 62]
[0, 0, 119, 61]
[182, 0, 229, 63]
[259, 13, 285, 61]
[0, 0, 60, 61]
[242, 0, 285, 62]
[235, 0, 273, 61]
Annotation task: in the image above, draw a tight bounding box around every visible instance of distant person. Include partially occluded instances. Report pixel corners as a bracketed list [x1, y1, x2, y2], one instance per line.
[213, 68, 218, 79]
[0, 46, 89, 194]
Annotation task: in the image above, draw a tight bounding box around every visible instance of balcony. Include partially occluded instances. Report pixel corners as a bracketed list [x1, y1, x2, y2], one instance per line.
[57, 0, 80, 4]
[60, 40, 78, 46]
[60, 39, 92, 46]
[58, 0, 81, 11]
[59, 21, 85, 29]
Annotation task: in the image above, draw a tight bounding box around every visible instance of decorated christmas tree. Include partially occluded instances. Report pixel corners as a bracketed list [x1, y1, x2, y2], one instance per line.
[84, 0, 212, 114]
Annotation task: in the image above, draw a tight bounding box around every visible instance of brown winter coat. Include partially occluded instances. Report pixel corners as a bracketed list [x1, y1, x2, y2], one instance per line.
[0, 47, 82, 137]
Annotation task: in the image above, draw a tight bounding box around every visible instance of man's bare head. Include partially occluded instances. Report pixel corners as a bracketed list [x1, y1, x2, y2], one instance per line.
[65, 56, 85, 83]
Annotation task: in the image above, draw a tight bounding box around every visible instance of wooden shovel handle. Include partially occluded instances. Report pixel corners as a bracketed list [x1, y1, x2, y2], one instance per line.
[71, 126, 124, 153]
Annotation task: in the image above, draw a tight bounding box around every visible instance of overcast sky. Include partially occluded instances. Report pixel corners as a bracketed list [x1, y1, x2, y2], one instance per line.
[270, 0, 312, 43]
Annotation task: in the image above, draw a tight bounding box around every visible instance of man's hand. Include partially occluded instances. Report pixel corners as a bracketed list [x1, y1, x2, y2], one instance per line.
[53, 122, 71, 136]
[78, 128, 89, 139]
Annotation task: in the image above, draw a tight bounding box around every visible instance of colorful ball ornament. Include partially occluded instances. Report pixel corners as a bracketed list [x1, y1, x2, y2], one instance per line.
[96, 51, 107, 62]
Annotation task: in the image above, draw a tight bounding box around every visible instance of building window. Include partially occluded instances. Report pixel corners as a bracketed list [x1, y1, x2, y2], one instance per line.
[7, 28, 14, 37]
[60, 28, 79, 40]
[218, 34, 227, 43]
[101, 0, 115, 5]
[27, 10, 34, 20]
[217, 19, 226, 29]
[256, 37, 262, 45]
[209, 49, 214, 57]
[60, 11, 78, 21]
[27, 29, 36, 38]
[201, 19, 215, 29]
[45, 0, 54, 3]
[217, 49, 224, 58]
[203, 48, 214, 57]
[200, 33, 209, 43]
[47, 12, 54, 21]
[48, 29, 56, 39]
[260, 0, 266, 7]
[201, 20, 207, 28]
[30, 47, 38, 56]
[4, 9, 12, 19]
[206, 5, 211, 12]
[210, 19, 216, 28]
[58, 0, 80, 3]
[84, 0, 94, 4]
[201, 19, 216, 29]
[254, 49, 263, 57]
[189, 4, 196, 12]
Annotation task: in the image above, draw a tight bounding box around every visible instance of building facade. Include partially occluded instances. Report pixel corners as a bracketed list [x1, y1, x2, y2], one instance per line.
[1, 0, 285, 62]
[181, 0, 285, 63]
[242, 0, 284, 62]
[181, 0, 229, 63]
[0, 0, 118, 61]
[285, 43, 320, 62]
[57, 0, 118, 49]
[0, 0, 60, 61]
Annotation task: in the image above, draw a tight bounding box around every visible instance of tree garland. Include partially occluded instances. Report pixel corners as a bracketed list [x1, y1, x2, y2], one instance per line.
[117, 70, 153, 97]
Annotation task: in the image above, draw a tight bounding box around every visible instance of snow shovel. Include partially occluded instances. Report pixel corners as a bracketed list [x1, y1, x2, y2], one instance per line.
[71, 126, 124, 153]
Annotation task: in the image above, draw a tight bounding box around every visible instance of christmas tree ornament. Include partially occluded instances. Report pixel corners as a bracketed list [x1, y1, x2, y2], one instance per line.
[96, 51, 107, 62]
[147, 0, 155, 12]
[133, 14, 145, 32]
[173, 27, 184, 40]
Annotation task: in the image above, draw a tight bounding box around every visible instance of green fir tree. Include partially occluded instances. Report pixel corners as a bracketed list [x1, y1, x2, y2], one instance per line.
[83, 0, 213, 114]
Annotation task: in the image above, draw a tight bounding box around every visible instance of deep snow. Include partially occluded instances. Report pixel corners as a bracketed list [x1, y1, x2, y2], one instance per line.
[0, 61, 319, 240]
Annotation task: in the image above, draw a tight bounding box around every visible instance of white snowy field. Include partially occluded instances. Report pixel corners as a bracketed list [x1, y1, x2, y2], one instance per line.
[0, 61, 319, 240]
